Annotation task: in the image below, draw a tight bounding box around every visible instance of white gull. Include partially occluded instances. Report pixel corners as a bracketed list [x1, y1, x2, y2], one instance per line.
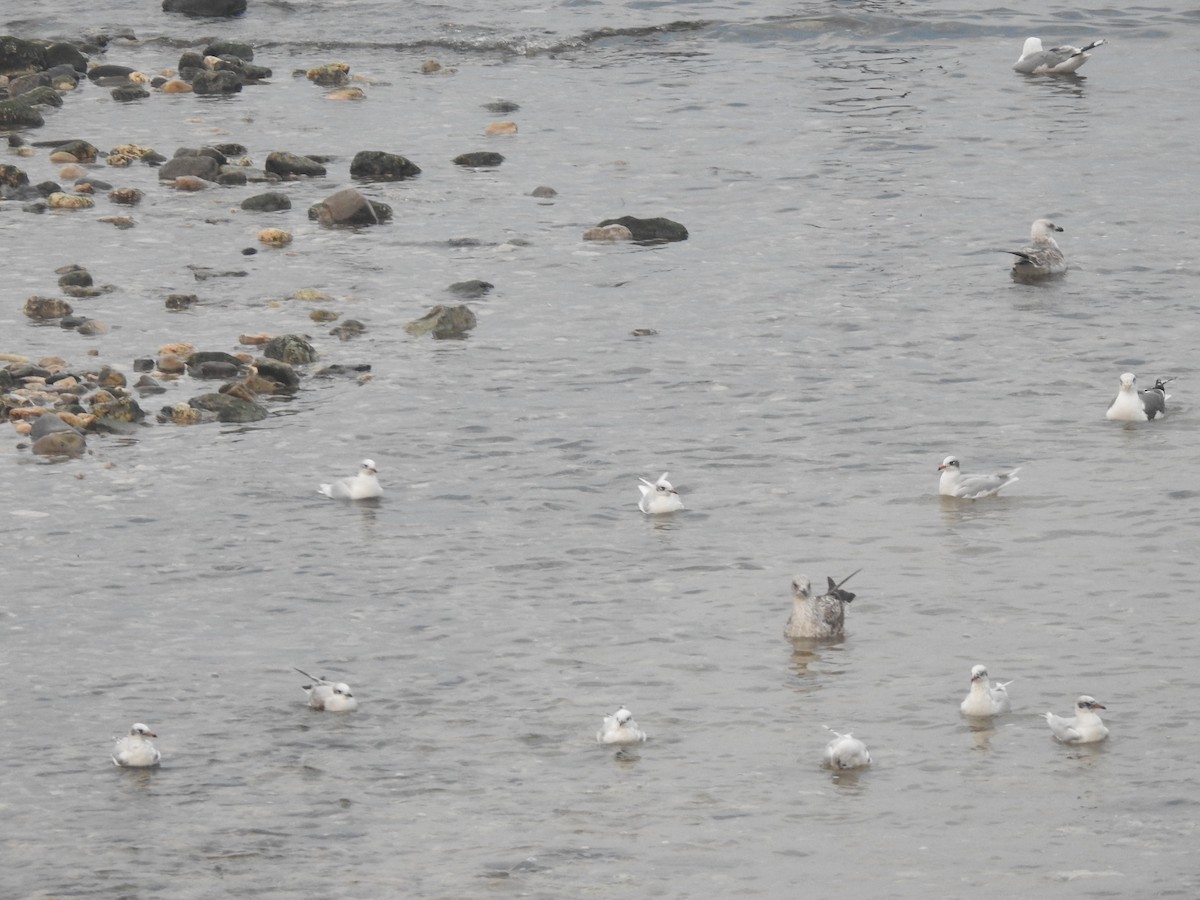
[823, 727, 871, 770]
[938, 456, 1021, 499]
[319, 459, 382, 500]
[960, 664, 1013, 717]
[1045, 695, 1108, 744]
[597, 707, 648, 746]
[112, 723, 161, 767]
[1106, 373, 1170, 421]
[784, 570, 861, 640]
[1006, 219, 1067, 278]
[1013, 37, 1107, 75]
[295, 668, 359, 711]
[637, 472, 684, 514]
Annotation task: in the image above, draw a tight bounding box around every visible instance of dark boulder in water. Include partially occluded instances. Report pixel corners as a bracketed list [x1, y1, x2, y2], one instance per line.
[262, 334, 318, 365]
[350, 150, 421, 181]
[158, 155, 219, 182]
[404, 304, 477, 339]
[241, 191, 291, 212]
[191, 70, 243, 94]
[596, 215, 689, 243]
[0, 36, 47, 75]
[265, 151, 326, 178]
[189, 392, 268, 423]
[163, 0, 248, 17]
[453, 151, 504, 168]
[309, 188, 391, 226]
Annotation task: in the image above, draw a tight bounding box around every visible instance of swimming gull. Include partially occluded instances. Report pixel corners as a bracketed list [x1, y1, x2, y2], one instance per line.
[112, 723, 161, 768]
[637, 472, 684, 514]
[938, 456, 1021, 499]
[1106, 373, 1170, 421]
[318, 459, 382, 500]
[784, 569, 861, 640]
[1006, 219, 1067, 278]
[1045, 695, 1109, 744]
[1013, 37, 1107, 75]
[823, 726, 871, 770]
[295, 668, 359, 711]
[597, 707, 648, 746]
[959, 664, 1013, 717]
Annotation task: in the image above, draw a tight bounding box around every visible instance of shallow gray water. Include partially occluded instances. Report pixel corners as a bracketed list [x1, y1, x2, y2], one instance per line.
[3, 1, 1200, 897]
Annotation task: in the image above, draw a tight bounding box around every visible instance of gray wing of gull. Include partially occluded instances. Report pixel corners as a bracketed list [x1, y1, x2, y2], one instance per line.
[1013, 48, 1078, 74]
[953, 471, 1019, 498]
[1140, 389, 1167, 419]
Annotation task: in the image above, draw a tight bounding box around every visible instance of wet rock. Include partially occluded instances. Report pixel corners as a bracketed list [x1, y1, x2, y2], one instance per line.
[447, 279, 493, 299]
[99, 215, 135, 229]
[173, 175, 209, 191]
[95, 366, 126, 389]
[87, 64, 136, 82]
[530, 185, 557, 198]
[219, 381, 259, 403]
[191, 69, 242, 94]
[453, 151, 504, 168]
[161, 78, 193, 94]
[310, 188, 391, 226]
[53, 140, 99, 163]
[265, 151, 326, 178]
[90, 394, 144, 423]
[596, 215, 688, 243]
[57, 267, 93, 288]
[158, 155, 219, 181]
[134, 374, 167, 395]
[583, 224, 633, 242]
[0, 164, 30, 188]
[163, 401, 206, 425]
[216, 168, 246, 186]
[247, 356, 300, 390]
[165, 293, 197, 310]
[206, 40, 254, 62]
[75, 318, 109, 336]
[47, 192, 94, 209]
[189, 360, 244, 379]
[306, 62, 349, 86]
[213, 142, 249, 157]
[163, 0, 249, 17]
[262, 334, 317, 365]
[133, 357, 155, 372]
[30, 412, 81, 440]
[24, 296, 73, 319]
[329, 319, 366, 340]
[32, 430, 86, 457]
[405, 304, 477, 339]
[258, 227, 292, 247]
[156, 352, 187, 374]
[112, 84, 150, 102]
[0, 99, 45, 128]
[310, 309, 338, 323]
[76, 176, 113, 191]
[241, 191, 291, 212]
[0, 36, 48, 74]
[483, 100, 520, 114]
[349, 150, 421, 181]
[325, 87, 366, 101]
[315, 363, 371, 378]
[44, 43, 89, 74]
[484, 121, 517, 135]
[189, 392, 267, 423]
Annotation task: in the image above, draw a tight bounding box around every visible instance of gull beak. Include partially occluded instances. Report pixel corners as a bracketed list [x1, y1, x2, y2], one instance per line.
[937, 464, 947, 471]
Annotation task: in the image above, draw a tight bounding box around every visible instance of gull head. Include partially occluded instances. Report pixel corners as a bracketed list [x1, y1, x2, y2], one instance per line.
[791, 576, 812, 599]
[653, 473, 677, 495]
[360, 459, 378, 475]
[1118, 372, 1137, 392]
[970, 665, 988, 683]
[333, 683, 354, 698]
[1031, 219, 1064, 240]
[614, 707, 634, 725]
[938, 456, 959, 472]
[130, 723, 157, 738]
[1076, 695, 1105, 711]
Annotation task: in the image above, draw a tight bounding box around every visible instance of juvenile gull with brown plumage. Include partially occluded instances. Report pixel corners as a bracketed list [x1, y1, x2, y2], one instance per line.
[1006, 218, 1067, 278]
[784, 570, 861, 639]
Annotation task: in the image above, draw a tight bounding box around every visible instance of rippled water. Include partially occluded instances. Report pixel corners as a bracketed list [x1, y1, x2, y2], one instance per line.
[4, 1, 1200, 897]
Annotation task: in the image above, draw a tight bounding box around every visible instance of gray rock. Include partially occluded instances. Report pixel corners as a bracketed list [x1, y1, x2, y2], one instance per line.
[453, 151, 504, 167]
[252, 357, 301, 390]
[596, 215, 689, 242]
[30, 412, 81, 440]
[191, 69, 243, 94]
[32, 431, 86, 457]
[158, 155, 219, 182]
[446, 279, 493, 299]
[0, 36, 47, 74]
[404, 304, 477, 339]
[309, 188, 392, 226]
[205, 40, 254, 62]
[262, 334, 318, 365]
[163, 0, 248, 17]
[265, 151, 326, 178]
[350, 150, 422, 181]
[188, 392, 267, 423]
[241, 191, 291, 212]
[24, 296, 73, 319]
[112, 84, 150, 102]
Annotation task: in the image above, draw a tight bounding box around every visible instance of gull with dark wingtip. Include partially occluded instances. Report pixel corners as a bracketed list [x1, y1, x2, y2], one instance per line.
[784, 569, 861, 640]
[1045, 696, 1108, 744]
[1006, 219, 1066, 279]
[1013, 37, 1107, 75]
[937, 456, 1021, 499]
[1106, 373, 1170, 421]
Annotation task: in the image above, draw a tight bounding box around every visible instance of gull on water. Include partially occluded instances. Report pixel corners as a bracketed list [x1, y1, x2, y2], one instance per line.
[1006, 219, 1067, 278]
[823, 726, 871, 770]
[938, 456, 1021, 500]
[112, 723, 161, 767]
[295, 668, 359, 711]
[784, 569, 861, 640]
[597, 707, 648, 746]
[637, 472, 684, 514]
[1045, 695, 1109, 744]
[1106, 373, 1170, 421]
[318, 459, 382, 500]
[960, 664, 1013, 717]
[1013, 37, 1108, 75]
